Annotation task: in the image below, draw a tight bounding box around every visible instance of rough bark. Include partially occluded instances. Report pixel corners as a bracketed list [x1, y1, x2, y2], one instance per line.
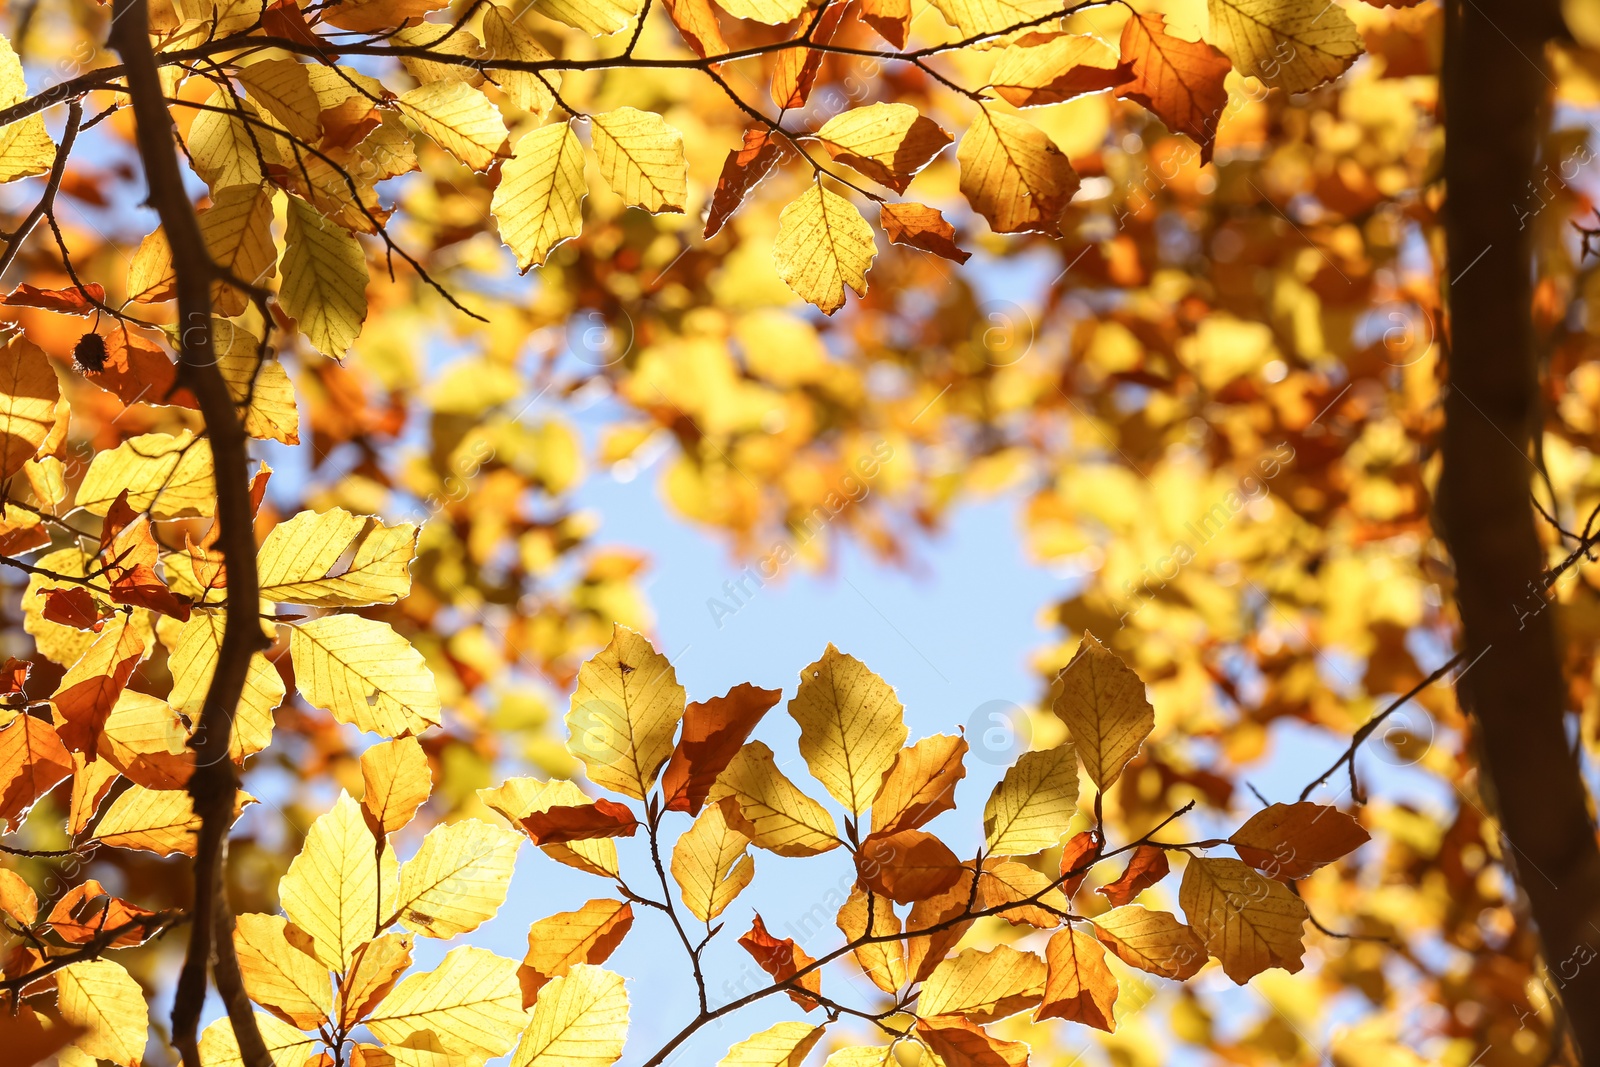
[1439, 0, 1600, 1059]
[108, 3, 273, 1066]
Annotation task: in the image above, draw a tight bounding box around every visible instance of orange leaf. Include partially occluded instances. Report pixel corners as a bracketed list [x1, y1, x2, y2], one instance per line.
[856, 829, 966, 903]
[988, 32, 1133, 109]
[880, 203, 972, 265]
[0, 714, 71, 830]
[518, 799, 640, 844]
[914, 1017, 1029, 1067]
[1116, 13, 1233, 166]
[41, 588, 106, 632]
[1036, 926, 1117, 1031]
[905, 870, 977, 983]
[1229, 801, 1370, 879]
[1, 283, 105, 315]
[738, 913, 822, 1009]
[82, 332, 195, 409]
[861, 0, 909, 48]
[45, 880, 159, 947]
[51, 618, 150, 755]
[0, 1009, 84, 1065]
[661, 683, 781, 814]
[661, 0, 728, 58]
[1058, 829, 1101, 895]
[704, 129, 784, 240]
[518, 898, 634, 1007]
[1097, 844, 1169, 907]
[770, 2, 845, 110]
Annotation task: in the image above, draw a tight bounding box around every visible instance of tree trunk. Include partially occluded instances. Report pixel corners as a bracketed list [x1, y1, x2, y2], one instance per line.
[1439, 0, 1600, 1059]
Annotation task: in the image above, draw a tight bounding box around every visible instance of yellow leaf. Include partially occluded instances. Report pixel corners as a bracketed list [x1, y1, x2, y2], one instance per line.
[393, 819, 522, 937]
[531, 0, 642, 36]
[715, 0, 805, 20]
[201, 184, 278, 316]
[368, 946, 526, 1058]
[870, 732, 967, 836]
[77, 430, 215, 518]
[493, 122, 586, 272]
[815, 103, 952, 193]
[0, 33, 53, 184]
[397, 82, 508, 172]
[56, 960, 148, 1067]
[1206, 0, 1363, 95]
[259, 507, 418, 606]
[564, 624, 685, 800]
[706, 741, 841, 857]
[982, 743, 1079, 855]
[168, 613, 283, 761]
[361, 736, 432, 836]
[281, 195, 369, 357]
[957, 109, 1077, 236]
[788, 644, 906, 815]
[0, 867, 37, 924]
[186, 89, 277, 190]
[233, 913, 334, 1030]
[290, 615, 441, 737]
[821, 1049, 895, 1067]
[279, 792, 400, 971]
[925, 0, 1059, 37]
[919, 944, 1046, 1023]
[1179, 856, 1308, 983]
[1036, 926, 1117, 1031]
[481, 6, 558, 116]
[213, 320, 300, 444]
[508, 964, 628, 1067]
[479, 777, 620, 877]
[590, 108, 688, 213]
[236, 57, 324, 143]
[198, 1011, 319, 1067]
[0, 331, 59, 481]
[989, 32, 1132, 109]
[1089, 904, 1207, 980]
[95, 783, 246, 856]
[99, 690, 190, 790]
[1052, 634, 1154, 791]
[518, 899, 634, 1006]
[670, 801, 754, 922]
[772, 184, 876, 315]
[339, 933, 414, 1028]
[835, 887, 905, 994]
[716, 1022, 823, 1067]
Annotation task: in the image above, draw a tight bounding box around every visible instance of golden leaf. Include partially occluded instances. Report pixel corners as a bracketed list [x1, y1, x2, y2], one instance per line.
[392, 819, 522, 937]
[361, 735, 432, 836]
[233, 913, 334, 1030]
[258, 508, 418, 606]
[1052, 634, 1154, 791]
[871, 732, 967, 836]
[339, 933, 414, 1029]
[479, 776, 621, 877]
[397, 82, 509, 172]
[0, 330, 59, 481]
[55, 960, 150, 1067]
[1179, 856, 1309, 983]
[168, 613, 283, 761]
[988, 32, 1133, 108]
[492, 122, 587, 272]
[1036, 926, 1117, 1030]
[670, 801, 755, 922]
[1089, 904, 1208, 980]
[281, 195, 369, 358]
[957, 110, 1077, 236]
[706, 741, 841, 857]
[919, 944, 1047, 1023]
[1206, 0, 1364, 94]
[789, 644, 907, 815]
[78, 432, 215, 518]
[772, 184, 876, 315]
[507, 964, 629, 1067]
[835, 887, 906, 994]
[289, 615, 441, 737]
[816, 103, 952, 193]
[198, 1012, 319, 1067]
[279, 792, 400, 971]
[481, 6, 559, 116]
[591, 108, 688, 214]
[716, 1022, 824, 1067]
[564, 624, 685, 800]
[518, 899, 634, 1007]
[0, 34, 55, 183]
[982, 743, 1080, 855]
[368, 946, 527, 1059]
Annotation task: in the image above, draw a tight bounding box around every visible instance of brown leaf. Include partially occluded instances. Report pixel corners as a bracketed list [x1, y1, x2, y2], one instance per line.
[52, 617, 153, 756]
[0, 1009, 84, 1065]
[856, 829, 967, 903]
[1229, 801, 1370, 879]
[914, 1017, 1029, 1067]
[519, 799, 640, 844]
[1116, 13, 1233, 166]
[880, 203, 972, 264]
[738, 913, 822, 1009]
[1036, 926, 1117, 1030]
[83, 332, 195, 409]
[661, 682, 781, 814]
[704, 129, 784, 240]
[1097, 844, 1169, 907]
[861, 0, 909, 47]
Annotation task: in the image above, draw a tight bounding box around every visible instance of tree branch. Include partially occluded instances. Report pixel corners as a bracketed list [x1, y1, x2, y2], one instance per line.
[107, 4, 272, 1067]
